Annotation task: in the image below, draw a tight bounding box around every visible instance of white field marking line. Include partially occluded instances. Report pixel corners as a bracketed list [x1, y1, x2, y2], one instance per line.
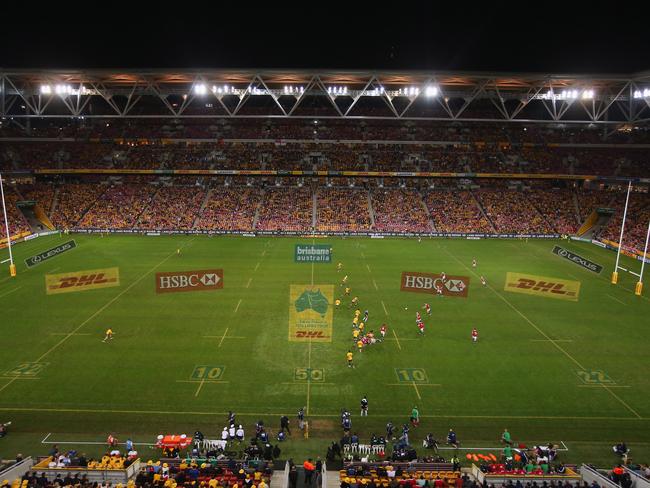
[433, 444, 567, 452]
[233, 298, 242, 314]
[361, 252, 365, 259]
[0, 406, 644, 421]
[218, 327, 229, 348]
[41, 433, 51, 443]
[254, 262, 260, 272]
[49, 333, 91, 336]
[386, 383, 441, 387]
[444, 247, 643, 420]
[202, 335, 245, 340]
[602, 384, 642, 418]
[194, 378, 206, 397]
[41, 436, 153, 447]
[306, 339, 312, 415]
[0, 285, 23, 299]
[281, 382, 336, 386]
[384, 337, 418, 341]
[366, 264, 372, 273]
[412, 381, 421, 400]
[530, 339, 574, 343]
[373, 279, 379, 290]
[391, 329, 402, 350]
[31, 247, 183, 365]
[0, 378, 18, 393]
[577, 385, 631, 388]
[245, 277, 252, 288]
[261, 250, 266, 257]
[176, 380, 229, 384]
[49, 267, 61, 273]
[0, 376, 40, 380]
[607, 294, 627, 305]
[381, 300, 389, 316]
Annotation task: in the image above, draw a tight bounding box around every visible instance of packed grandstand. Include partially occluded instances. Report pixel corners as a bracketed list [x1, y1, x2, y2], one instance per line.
[0, 128, 648, 252]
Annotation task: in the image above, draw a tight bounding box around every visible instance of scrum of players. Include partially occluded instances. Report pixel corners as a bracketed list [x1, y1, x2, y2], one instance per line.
[336, 258, 484, 365]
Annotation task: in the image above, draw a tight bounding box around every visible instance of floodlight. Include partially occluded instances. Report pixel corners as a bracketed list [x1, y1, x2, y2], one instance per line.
[40, 85, 52, 95]
[425, 86, 438, 97]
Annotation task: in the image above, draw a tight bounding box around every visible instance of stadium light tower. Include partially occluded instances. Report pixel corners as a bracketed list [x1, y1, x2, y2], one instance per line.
[0, 173, 16, 277]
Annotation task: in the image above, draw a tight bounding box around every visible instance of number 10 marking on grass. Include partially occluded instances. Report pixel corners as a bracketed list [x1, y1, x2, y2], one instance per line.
[191, 365, 225, 380]
[395, 368, 428, 383]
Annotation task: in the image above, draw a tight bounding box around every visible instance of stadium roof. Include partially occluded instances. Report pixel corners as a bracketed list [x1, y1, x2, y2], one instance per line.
[2, 68, 650, 124]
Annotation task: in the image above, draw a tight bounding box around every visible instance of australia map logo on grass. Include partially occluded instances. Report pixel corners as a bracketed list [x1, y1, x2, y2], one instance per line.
[295, 288, 329, 317]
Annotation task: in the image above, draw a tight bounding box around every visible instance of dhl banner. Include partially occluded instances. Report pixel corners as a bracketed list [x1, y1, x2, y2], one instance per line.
[46, 267, 120, 295]
[289, 284, 334, 342]
[504, 272, 580, 301]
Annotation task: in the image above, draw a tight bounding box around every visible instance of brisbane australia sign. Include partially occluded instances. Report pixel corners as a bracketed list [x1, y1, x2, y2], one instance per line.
[155, 269, 224, 294]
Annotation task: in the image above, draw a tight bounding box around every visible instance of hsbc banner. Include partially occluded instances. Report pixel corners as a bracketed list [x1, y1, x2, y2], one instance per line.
[156, 269, 224, 294]
[400, 271, 470, 298]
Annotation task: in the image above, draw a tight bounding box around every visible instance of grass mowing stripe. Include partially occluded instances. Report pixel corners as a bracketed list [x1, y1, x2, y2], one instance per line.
[606, 294, 627, 305]
[0, 285, 23, 299]
[31, 246, 183, 365]
[443, 247, 587, 370]
[443, 246, 644, 420]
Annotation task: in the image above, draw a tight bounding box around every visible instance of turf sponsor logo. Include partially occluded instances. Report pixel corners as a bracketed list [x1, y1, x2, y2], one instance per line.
[400, 272, 470, 298]
[25, 239, 76, 268]
[45, 267, 120, 295]
[289, 284, 334, 342]
[294, 244, 332, 263]
[576, 370, 615, 385]
[5, 362, 48, 377]
[504, 272, 580, 301]
[155, 269, 223, 294]
[552, 246, 603, 274]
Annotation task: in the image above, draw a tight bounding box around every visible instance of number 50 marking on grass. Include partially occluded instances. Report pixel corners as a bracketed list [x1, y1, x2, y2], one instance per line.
[294, 368, 324, 382]
[191, 365, 225, 380]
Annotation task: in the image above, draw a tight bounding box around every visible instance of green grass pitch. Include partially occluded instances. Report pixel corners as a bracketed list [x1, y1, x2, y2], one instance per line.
[0, 234, 648, 466]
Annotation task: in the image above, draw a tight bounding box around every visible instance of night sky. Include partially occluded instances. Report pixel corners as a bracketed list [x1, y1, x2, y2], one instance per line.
[2, 5, 648, 74]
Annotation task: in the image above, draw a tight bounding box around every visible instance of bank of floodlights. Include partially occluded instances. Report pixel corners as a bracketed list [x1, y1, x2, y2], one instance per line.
[633, 89, 650, 99]
[327, 86, 348, 96]
[283, 86, 305, 95]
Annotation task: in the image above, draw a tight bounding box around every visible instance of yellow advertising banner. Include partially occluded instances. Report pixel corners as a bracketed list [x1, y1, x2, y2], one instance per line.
[289, 284, 334, 342]
[46, 267, 120, 295]
[504, 272, 580, 301]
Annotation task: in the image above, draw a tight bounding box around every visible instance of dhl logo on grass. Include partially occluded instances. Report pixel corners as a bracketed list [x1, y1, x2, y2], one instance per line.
[46, 267, 120, 295]
[504, 272, 580, 301]
[289, 285, 334, 342]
